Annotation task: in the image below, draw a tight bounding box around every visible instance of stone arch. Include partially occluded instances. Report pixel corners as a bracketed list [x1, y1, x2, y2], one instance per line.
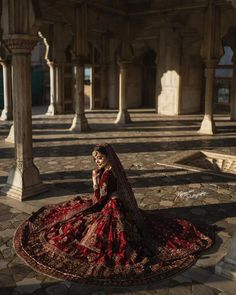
[221, 26, 236, 119]
[140, 47, 157, 107]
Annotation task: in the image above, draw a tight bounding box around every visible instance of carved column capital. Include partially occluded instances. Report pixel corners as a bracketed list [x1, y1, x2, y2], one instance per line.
[3, 35, 39, 54]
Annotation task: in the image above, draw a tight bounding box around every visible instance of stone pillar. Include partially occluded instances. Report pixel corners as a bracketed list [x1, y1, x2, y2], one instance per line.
[115, 61, 131, 125]
[0, 60, 13, 121]
[100, 65, 108, 109]
[70, 59, 89, 132]
[198, 60, 216, 135]
[89, 66, 95, 110]
[108, 62, 119, 109]
[230, 61, 236, 121]
[4, 60, 14, 143]
[215, 232, 236, 280]
[46, 61, 56, 116]
[1, 36, 45, 200]
[198, 0, 222, 133]
[55, 63, 64, 114]
[100, 33, 110, 109]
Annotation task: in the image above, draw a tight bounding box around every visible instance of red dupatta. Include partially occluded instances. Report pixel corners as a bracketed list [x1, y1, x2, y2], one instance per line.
[96, 143, 145, 235]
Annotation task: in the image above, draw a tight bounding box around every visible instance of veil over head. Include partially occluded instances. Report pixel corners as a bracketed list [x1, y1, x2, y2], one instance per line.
[95, 143, 145, 234]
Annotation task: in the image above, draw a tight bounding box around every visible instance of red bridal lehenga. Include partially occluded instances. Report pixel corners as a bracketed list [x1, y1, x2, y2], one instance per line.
[14, 144, 214, 286]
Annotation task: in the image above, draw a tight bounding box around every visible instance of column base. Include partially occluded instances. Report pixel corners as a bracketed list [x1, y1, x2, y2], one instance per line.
[115, 110, 131, 125]
[0, 109, 13, 121]
[198, 116, 216, 135]
[5, 124, 14, 143]
[46, 104, 56, 116]
[70, 114, 90, 132]
[1, 164, 46, 201]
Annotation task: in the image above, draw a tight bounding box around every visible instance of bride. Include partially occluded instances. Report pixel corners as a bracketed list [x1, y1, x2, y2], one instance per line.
[14, 143, 213, 286]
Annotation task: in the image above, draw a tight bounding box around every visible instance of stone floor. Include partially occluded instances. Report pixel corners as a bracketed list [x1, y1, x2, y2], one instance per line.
[1, 107, 236, 294]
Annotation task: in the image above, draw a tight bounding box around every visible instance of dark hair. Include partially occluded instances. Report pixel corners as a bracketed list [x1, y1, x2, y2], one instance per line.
[93, 145, 107, 156]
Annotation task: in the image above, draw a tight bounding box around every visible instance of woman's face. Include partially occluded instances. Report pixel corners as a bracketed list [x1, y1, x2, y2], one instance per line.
[92, 151, 109, 169]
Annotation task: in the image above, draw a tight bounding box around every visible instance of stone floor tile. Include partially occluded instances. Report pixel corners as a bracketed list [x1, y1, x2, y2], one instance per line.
[0, 268, 16, 288]
[1, 111, 236, 294]
[9, 262, 33, 282]
[108, 288, 133, 295]
[31, 289, 48, 295]
[89, 291, 108, 295]
[0, 229, 16, 241]
[182, 266, 213, 283]
[15, 277, 42, 294]
[192, 284, 218, 295]
[173, 275, 192, 284]
[0, 288, 16, 295]
[68, 283, 102, 295]
[0, 245, 16, 260]
[41, 276, 62, 285]
[0, 221, 15, 231]
[204, 274, 236, 295]
[0, 259, 9, 269]
[169, 284, 192, 295]
[45, 283, 68, 295]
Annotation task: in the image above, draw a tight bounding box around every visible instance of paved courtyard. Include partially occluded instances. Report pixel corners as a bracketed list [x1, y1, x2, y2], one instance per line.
[1, 108, 236, 294]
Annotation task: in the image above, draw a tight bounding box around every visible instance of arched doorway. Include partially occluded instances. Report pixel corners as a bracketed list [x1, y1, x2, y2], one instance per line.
[31, 40, 49, 109]
[141, 48, 156, 108]
[214, 46, 233, 114]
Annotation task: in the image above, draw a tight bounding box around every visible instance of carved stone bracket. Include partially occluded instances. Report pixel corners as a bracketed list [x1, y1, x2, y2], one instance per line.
[3, 35, 39, 54]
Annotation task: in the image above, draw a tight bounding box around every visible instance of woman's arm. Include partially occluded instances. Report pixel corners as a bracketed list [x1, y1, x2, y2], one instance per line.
[92, 169, 111, 204]
[92, 169, 100, 190]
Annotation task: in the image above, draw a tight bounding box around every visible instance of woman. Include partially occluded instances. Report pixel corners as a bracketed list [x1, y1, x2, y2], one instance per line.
[14, 143, 213, 286]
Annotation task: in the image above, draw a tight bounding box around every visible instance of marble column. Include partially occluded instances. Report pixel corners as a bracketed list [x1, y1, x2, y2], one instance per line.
[70, 61, 89, 132]
[230, 62, 236, 121]
[4, 60, 14, 143]
[198, 60, 216, 135]
[215, 232, 236, 280]
[100, 65, 108, 109]
[46, 61, 56, 116]
[0, 60, 13, 121]
[89, 66, 95, 110]
[55, 64, 64, 114]
[1, 37, 45, 200]
[115, 61, 131, 125]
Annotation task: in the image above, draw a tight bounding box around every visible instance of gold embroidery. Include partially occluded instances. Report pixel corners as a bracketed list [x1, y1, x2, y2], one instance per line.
[100, 182, 107, 197]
